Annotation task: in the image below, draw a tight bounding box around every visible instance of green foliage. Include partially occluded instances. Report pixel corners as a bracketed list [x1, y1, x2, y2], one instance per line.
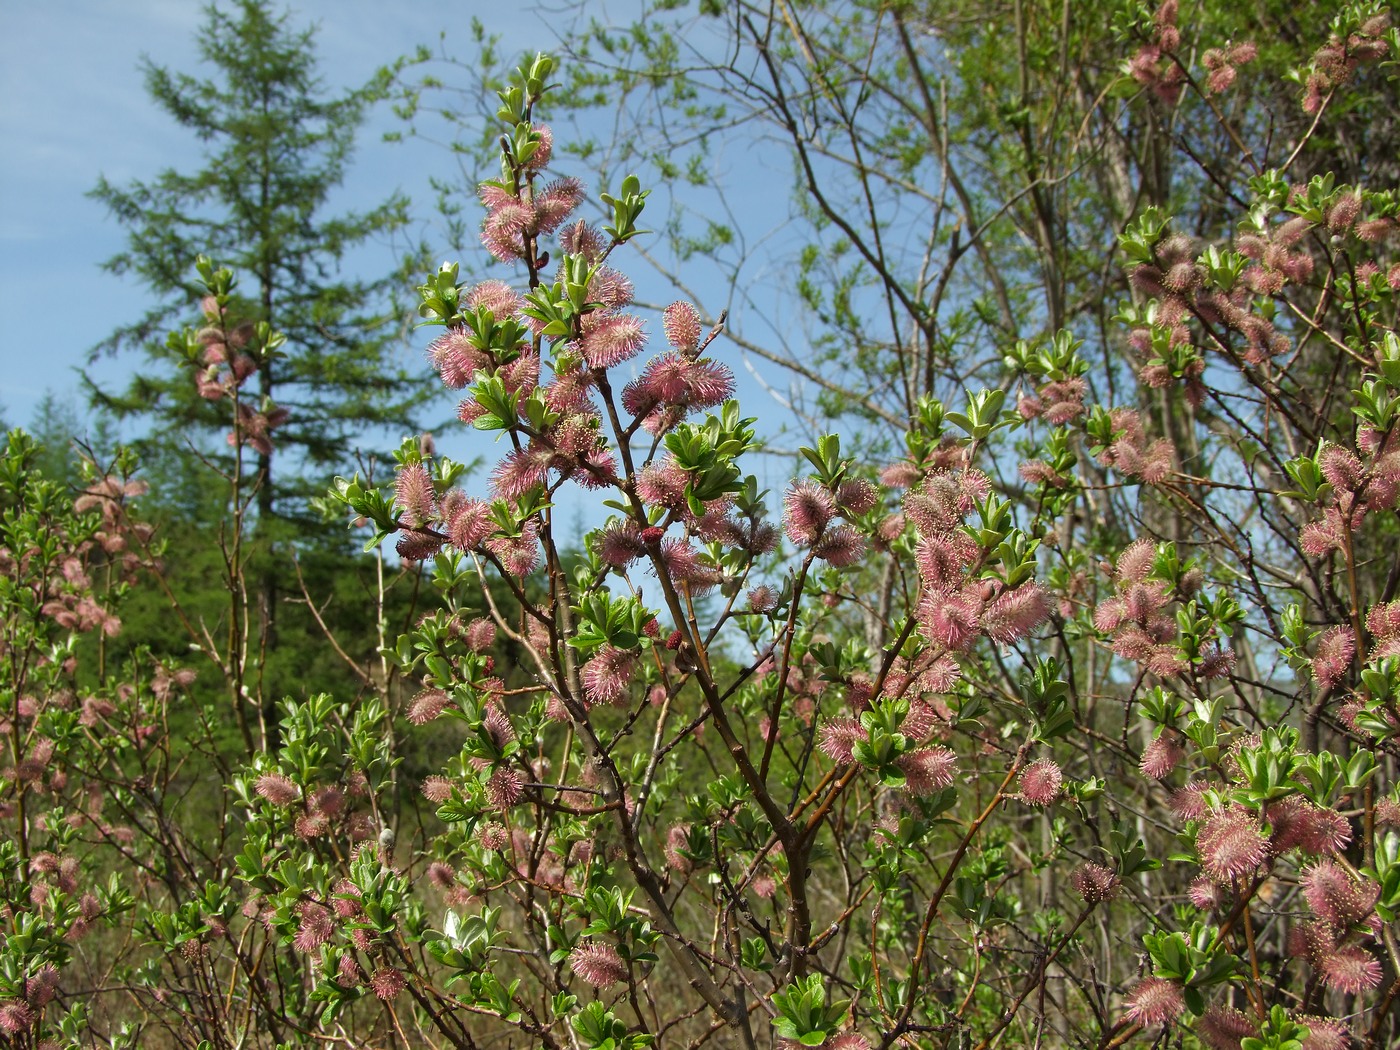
[770, 974, 849, 1046]
[1242, 1005, 1311, 1050]
[12, 1, 1400, 1043]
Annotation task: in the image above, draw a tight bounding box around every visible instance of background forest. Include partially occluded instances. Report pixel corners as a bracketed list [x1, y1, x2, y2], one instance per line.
[3, 1, 1400, 1048]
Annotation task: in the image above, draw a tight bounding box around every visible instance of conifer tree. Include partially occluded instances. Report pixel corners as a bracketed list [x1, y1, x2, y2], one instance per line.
[88, 1, 434, 731]
[88, 0, 430, 527]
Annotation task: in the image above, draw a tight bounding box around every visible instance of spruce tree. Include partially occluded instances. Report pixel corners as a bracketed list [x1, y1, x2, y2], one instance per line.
[88, 0, 430, 526]
[88, 0, 434, 735]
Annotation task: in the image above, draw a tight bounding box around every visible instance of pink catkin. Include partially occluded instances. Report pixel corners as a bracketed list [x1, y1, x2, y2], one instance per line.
[1311, 626, 1355, 690]
[582, 646, 636, 707]
[482, 705, 515, 750]
[1298, 1016, 1351, 1050]
[426, 861, 456, 889]
[655, 538, 721, 594]
[663, 301, 702, 353]
[1093, 597, 1127, 633]
[622, 353, 734, 419]
[1124, 976, 1185, 1026]
[818, 718, 867, 764]
[0, 1000, 36, 1035]
[1300, 512, 1345, 556]
[634, 459, 690, 510]
[1194, 1004, 1256, 1049]
[486, 529, 540, 578]
[1116, 538, 1156, 583]
[477, 821, 509, 850]
[421, 776, 452, 803]
[396, 531, 443, 563]
[664, 824, 693, 872]
[900, 697, 937, 738]
[1315, 945, 1383, 994]
[534, 176, 584, 233]
[1367, 600, 1400, 639]
[880, 462, 923, 489]
[254, 773, 299, 806]
[915, 533, 977, 589]
[23, 964, 59, 1009]
[1287, 804, 1352, 856]
[917, 589, 983, 652]
[597, 522, 645, 566]
[1170, 782, 1210, 820]
[1139, 734, 1184, 779]
[485, 766, 524, 810]
[896, 747, 957, 795]
[408, 689, 450, 725]
[981, 583, 1050, 643]
[292, 902, 333, 953]
[465, 278, 522, 317]
[813, 524, 866, 567]
[336, 954, 363, 988]
[1301, 860, 1377, 926]
[748, 585, 778, 613]
[1188, 876, 1228, 911]
[1196, 808, 1267, 881]
[1318, 444, 1362, 491]
[447, 498, 493, 551]
[570, 942, 628, 987]
[1017, 758, 1063, 806]
[904, 473, 964, 534]
[783, 480, 835, 545]
[587, 265, 635, 309]
[579, 312, 646, 369]
[464, 617, 496, 652]
[522, 124, 553, 169]
[428, 329, 489, 388]
[1019, 460, 1065, 487]
[836, 478, 879, 514]
[491, 448, 549, 501]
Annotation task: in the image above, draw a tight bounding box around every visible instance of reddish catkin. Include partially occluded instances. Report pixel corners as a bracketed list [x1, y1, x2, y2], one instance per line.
[1194, 1005, 1257, 1048]
[981, 583, 1051, 644]
[818, 718, 867, 764]
[1311, 626, 1355, 690]
[579, 312, 646, 369]
[783, 480, 835, 545]
[1071, 863, 1120, 904]
[254, 773, 299, 806]
[1017, 758, 1063, 806]
[813, 524, 866, 567]
[570, 942, 628, 987]
[896, 747, 957, 795]
[1315, 945, 1383, 994]
[1123, 976, 1186, 1026]
[1196, 807, 1267, 881]
[428, 328, 489, 388]
[662, 301, 702, 353]
[581, 646, 636, 707]
[370, 966, 405, 1000]
[1300, 861, 1378, 927]
[1139, 734, 1184, 779]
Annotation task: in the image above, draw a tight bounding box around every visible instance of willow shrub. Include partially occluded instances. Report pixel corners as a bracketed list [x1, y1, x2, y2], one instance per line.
[6, 13, 1400, 1049]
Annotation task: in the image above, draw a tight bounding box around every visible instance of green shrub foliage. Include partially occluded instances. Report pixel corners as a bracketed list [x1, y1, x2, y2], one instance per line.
[5, 6, 1400, 1047]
